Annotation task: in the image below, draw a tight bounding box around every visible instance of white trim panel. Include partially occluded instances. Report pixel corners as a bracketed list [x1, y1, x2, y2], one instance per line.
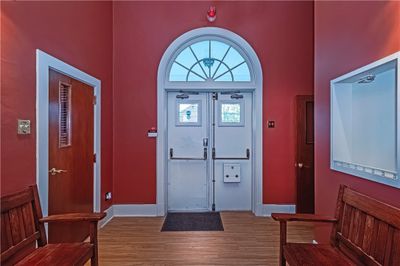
[99, 206, 114, 228]
[257, 204, 296, 217]
[113, 204, 158, 217]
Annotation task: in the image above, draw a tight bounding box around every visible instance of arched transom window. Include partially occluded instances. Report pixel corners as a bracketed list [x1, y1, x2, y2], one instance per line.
[169, 40, 251, 82]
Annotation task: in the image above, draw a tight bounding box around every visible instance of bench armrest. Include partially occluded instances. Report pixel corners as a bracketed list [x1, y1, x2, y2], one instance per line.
[271, 213, 337, 223]
[40, 212, 105, 266]
[273, 213, 337, 266]
[40, 212, 106, 223]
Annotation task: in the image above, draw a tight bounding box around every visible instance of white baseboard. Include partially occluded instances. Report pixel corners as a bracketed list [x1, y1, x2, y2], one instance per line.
[98, 204, 294, 226]
[99, 206, 114, 228]
[257, 204, 296, 217]
[156, 203, 166, 216]
[113, 204, 158, 217]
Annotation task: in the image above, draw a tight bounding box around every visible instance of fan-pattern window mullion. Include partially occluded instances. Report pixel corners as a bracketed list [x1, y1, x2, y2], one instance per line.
[169, 40, 251, 82]
[189, 46, 208, 79]
[212, 46, 231, 80]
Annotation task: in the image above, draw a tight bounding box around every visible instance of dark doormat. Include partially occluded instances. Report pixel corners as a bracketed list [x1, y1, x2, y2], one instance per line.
[161, 212, 224, 231]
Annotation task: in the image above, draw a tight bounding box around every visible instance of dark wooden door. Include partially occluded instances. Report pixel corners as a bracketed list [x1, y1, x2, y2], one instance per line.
[295, 95, 314, 214]
[48, 69, 94, 243]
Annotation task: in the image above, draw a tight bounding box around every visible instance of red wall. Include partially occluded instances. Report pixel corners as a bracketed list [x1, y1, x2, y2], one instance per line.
[314, 1, 400, 240]
[1, 1, 114, 210]
[113, 1, 314, 204]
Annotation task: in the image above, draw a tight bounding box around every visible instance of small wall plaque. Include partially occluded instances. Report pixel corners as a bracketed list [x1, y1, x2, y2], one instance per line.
[17, 119, 31, 134]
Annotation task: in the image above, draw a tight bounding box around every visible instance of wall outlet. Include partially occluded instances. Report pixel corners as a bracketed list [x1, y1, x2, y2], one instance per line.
[105, 192, 112, 201]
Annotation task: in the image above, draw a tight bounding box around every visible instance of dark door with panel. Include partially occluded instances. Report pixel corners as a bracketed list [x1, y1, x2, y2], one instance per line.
[295, 95, 315, 214]
[48, 69, 94, 243]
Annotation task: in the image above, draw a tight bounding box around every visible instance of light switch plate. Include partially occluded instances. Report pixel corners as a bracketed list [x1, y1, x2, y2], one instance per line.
[17, 120, 31, 134]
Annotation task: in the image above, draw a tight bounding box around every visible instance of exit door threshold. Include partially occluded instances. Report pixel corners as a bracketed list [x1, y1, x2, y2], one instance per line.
[167, 209, 213, 213]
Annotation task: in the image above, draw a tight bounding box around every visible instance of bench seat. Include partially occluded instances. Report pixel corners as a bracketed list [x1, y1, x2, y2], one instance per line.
[284, 243, 355, 266]
[1, 186, 105, 265]
[272, 185, 400, 266]
[15, 243, 93, 266]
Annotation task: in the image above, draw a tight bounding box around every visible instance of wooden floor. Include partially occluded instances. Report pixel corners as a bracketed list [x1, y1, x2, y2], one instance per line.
[97, 212, 315, 265]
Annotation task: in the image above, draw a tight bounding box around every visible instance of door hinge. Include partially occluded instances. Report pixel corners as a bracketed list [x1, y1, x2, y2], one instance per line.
[93, 96, 97, 105]
[93, 153, 97, 163]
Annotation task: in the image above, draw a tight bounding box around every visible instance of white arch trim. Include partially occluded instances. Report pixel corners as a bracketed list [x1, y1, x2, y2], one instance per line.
[157, 27, 264, 216]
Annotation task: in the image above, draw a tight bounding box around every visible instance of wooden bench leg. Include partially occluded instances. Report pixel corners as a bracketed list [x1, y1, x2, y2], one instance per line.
[90, 222, 99, 266]
[279, 221, 287, 266]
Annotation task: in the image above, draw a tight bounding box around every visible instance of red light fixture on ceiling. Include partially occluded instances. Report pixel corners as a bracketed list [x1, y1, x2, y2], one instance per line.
[207, 6, 217, 22]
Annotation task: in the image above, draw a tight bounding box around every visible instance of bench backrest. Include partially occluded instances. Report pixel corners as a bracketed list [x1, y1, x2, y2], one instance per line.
[332, 185, 400, 266]
[1, 185, 47, 265]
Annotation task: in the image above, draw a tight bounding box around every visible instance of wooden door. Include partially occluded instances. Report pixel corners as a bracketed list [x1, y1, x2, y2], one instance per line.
[295, 95, 314, 214]
[48, 69, 94, 243]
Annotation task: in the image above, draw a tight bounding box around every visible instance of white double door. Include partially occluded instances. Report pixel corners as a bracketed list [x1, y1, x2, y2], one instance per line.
[167, 91, 252, 211]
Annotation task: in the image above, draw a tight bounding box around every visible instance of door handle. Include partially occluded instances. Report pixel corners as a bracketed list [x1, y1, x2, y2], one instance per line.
[212, 148, 250, 160]
[169, 148, 207, 160]
[295, 163, 310, 169]
[49, 168, 68, 176]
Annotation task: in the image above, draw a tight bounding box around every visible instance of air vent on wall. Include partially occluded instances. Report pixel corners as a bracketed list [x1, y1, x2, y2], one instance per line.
[59, 82, 71, 148]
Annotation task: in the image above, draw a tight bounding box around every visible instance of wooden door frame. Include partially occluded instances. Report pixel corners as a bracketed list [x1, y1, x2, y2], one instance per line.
[36, 50, 101, 221]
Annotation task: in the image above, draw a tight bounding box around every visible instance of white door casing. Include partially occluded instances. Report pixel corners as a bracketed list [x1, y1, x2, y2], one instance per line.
[36, 50, 101, 220]
[157, 27, 263, 216]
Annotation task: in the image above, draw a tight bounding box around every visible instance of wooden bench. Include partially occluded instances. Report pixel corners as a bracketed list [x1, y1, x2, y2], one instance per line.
[1, 185, 105, 266]
[272, 185, 400, 266]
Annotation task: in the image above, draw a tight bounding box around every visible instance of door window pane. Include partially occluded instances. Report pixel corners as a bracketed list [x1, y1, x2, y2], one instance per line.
[219, 101, 244, 126]
[176, 101, 202, 126]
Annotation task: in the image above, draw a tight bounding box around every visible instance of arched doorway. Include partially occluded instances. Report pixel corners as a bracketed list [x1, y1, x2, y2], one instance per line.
[157, 27, 263, 215]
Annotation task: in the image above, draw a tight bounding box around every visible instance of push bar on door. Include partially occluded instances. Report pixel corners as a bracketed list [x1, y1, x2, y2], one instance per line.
[169, 148, 208, 160]
[212, 148, 250, 160]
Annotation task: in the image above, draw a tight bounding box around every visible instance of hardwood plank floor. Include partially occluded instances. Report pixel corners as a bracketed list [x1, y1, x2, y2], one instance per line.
[97, 212, 315, 265]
